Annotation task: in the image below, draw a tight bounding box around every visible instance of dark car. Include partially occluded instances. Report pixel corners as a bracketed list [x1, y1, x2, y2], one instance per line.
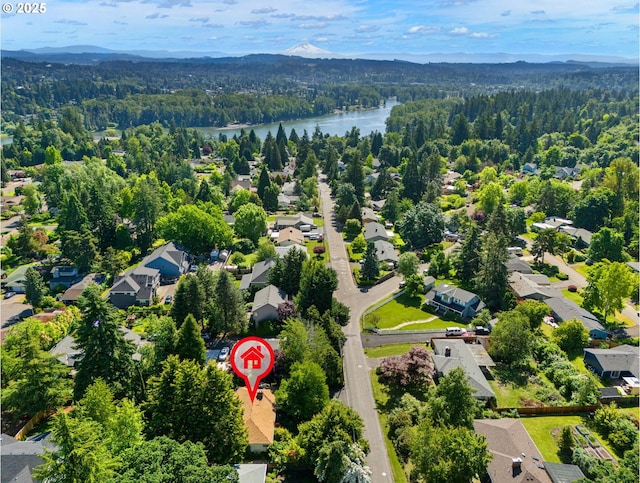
[474, 326, 490, 335]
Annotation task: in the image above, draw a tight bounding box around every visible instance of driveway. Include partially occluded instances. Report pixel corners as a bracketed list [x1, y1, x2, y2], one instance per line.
[319, 175, 394, 482]
[0, 295, 34, 342]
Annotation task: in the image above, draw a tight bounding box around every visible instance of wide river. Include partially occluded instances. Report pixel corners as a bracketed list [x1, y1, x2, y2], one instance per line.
[199, 98, 400, 140]
[0, 99, 399, 146]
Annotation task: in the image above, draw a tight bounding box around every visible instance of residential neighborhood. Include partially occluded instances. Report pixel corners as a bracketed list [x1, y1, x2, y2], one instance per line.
[1, 54, 638, 483]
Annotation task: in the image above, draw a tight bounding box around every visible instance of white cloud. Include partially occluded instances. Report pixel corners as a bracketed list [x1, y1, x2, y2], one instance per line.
[449, 27, 469, 35]
[146, 13, 169, 19]
[158, 0, 192, 8]
[356, 24, 379, 33]
[406, 25, 439, 35]
[298, 22, 328, 29]
[530, 10, 545, 14]
[238, 18, 270, 27]
[189, 17, 209, 23]
[500, 10, 511, 16]
[251, 7, 277, 14]
[471, 32, 496, 38]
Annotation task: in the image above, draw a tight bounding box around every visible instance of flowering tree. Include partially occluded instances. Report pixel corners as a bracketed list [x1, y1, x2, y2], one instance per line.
[378, 346, 435, 393]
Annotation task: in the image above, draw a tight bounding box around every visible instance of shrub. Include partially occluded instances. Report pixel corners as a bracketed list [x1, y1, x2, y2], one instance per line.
[232, 238, 255, 254]
[568, 285, 578, 292]
[557, 272, 569, 280]
[313, 245, 326, 254]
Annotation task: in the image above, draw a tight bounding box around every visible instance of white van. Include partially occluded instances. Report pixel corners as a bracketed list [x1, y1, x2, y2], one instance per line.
[507, 247, 523, 256]
[445, 327, 468, 337]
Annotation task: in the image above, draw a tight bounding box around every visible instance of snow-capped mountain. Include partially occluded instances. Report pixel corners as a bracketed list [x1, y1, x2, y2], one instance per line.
[281, 42, 332, 58]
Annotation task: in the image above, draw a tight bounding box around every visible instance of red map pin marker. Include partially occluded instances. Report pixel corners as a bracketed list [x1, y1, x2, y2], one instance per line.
[230, 336, 274, 402]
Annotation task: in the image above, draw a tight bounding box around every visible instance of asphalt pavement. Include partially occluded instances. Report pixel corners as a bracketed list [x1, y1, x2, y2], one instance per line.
[319, 175, 394, 482]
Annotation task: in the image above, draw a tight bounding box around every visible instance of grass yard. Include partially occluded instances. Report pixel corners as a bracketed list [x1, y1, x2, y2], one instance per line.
[561, 289, 584, 306]
[566, 351, 604, 387]
[370, 371, 408, 483]
[489, 381, 539, 408]
[521, 415, 616, 464]
[364, 343, 421, 358]
[572, 262, 591, 279]
[521, 415, 585, 463]
[364, 293, 429, 328]
[306, 240, 330, 263]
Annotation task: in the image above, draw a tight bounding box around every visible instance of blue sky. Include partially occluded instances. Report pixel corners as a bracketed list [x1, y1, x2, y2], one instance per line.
[1, 0, 638, 58]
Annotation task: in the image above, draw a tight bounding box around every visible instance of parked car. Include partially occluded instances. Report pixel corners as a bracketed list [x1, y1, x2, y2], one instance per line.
[445, 327, 468, 337]
[164, 295, 173, 304]
[4, 291, 16, 299]
[399, 280, 407, 288]
[218, 346, 230, 361]
[474, 326, 490, 335]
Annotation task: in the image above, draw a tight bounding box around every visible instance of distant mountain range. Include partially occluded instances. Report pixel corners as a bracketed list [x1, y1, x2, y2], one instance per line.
[2, 43, 637, 66]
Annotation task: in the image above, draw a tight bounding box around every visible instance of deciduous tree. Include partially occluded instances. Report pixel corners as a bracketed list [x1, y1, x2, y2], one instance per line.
[233, 203, 267, 245]
[397, 201, 444, 249]
[488, 310, 533, 366]
[397, 251, 420, 279]
[275, 360, 330, 428]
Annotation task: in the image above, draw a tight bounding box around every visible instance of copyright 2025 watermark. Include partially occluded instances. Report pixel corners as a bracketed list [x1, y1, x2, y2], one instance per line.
[2, 2, 47, 14]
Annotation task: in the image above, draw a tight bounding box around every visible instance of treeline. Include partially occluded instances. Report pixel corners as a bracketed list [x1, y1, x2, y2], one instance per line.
[2, 55, 637, 130]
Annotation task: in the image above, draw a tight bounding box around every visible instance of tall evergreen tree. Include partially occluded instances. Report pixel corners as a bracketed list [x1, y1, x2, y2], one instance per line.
[361, 242, 380, 281]
[257, 166, 271, 200]
[171, 274, 205, 328]
[175, 314, 206, 366]
[474, 232, 508, 311]
[144, 356, 248, 464]
[382, 188, 400, 223]
[402, 155, 423, 203]
[24, 267, 47, 308]
[343, 149, 365, 203]
[210, 270, 247, 337]
[296, 260, 338, 316]
[73, 284, 136, 400]
[454, 224, 483, 286]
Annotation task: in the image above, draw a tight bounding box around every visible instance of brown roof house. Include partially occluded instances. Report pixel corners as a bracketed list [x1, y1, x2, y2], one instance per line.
[277, 227, 304, 246]
[236, 387, 276, 453]
[473, 418, 552, 483]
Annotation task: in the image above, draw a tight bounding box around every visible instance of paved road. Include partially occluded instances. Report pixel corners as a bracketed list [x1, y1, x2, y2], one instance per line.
[541, 252, 640, 338]
[319, 175, 394, 482]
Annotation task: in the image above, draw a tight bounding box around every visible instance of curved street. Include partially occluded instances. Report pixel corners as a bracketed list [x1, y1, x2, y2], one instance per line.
[319, 175, 395, 482]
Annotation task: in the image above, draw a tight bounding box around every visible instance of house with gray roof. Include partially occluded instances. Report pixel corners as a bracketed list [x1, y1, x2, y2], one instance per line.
[361, 207, 377, 224]
[1, 264, 32, 294]
[373, 240, 398, 264]
[509, 272, 562, 301]
[1, 433, 54, 483]
[473, 419, 552, 483]
[274, 244, 309, 260]
[142, 242, 189, 279]
[49, 266, 82, 290]
[60, 274, 106, 305]
[251, 285, 287, 326]
[425, 284, 485, 320]
[363, 222, 388, 243]
[274, 213, 314, 230]
[50, 327, 148, 369]
[558, 226, 593, 248]
[108, 265, 160, 309]
[432, 339, 495, 401]
[583, 345, 639, 379]
[544, 297, 609, 340]
[504, 255, 533, 274]
[240, 259, 277, 291]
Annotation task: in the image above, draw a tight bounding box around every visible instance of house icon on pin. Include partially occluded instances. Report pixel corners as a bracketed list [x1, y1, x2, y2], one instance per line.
[240, 345, 264, 370]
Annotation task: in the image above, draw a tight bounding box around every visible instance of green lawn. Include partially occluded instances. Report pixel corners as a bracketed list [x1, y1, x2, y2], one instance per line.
[561, 289, 584, 306]
[521, 416, 616, 463]
[489, 381, 539, 408]
[370, 371, 408, 483]
[521, 415, 585, 463]
[364, 292, 468, 330]
[306, 240, 330, 263]
[572, 262, 591, 279]
[364, 293, 429, 328]
[364, 343, 421, 358]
